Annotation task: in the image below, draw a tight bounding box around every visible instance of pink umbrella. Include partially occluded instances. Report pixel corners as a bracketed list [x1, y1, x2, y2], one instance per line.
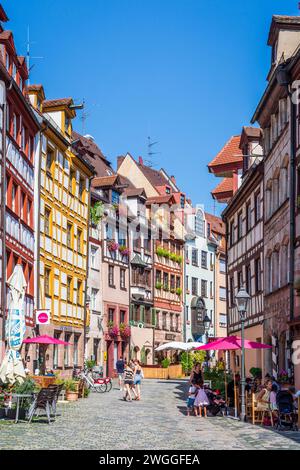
[194, 335, 271, 417]
[23, 335, 70, 346]
[194, 335, 271, 351]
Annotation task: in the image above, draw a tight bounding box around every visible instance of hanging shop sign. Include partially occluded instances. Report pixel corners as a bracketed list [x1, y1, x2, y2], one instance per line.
[36, 309, 51, 325]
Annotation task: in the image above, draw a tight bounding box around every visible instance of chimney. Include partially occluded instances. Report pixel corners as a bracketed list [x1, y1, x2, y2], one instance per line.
[138, 156, 144, 165]
[170, 175, 176, 185]
[117, 156, 125, 169]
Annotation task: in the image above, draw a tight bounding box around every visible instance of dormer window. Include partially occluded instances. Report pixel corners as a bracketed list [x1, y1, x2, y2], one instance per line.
[166, 187, 171, 194]
[65, 116, 71, 134]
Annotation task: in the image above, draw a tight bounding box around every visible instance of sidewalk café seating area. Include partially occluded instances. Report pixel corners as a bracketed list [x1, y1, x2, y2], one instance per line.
[0, 376, 86, 424]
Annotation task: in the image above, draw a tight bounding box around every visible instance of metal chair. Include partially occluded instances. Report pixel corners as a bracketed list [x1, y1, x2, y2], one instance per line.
[27, 388, 57, 424]
[47, 384, 64, 416]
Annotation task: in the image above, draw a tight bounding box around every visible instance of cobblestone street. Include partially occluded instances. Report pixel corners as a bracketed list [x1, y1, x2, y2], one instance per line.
[1, 379, 300, 450]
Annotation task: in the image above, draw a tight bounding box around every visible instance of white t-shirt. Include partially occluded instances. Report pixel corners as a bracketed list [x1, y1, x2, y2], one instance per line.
[189, 386, 197, 398]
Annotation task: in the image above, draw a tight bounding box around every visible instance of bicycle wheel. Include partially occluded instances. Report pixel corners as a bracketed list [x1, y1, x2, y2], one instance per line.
[95, 383, 107, 393]
[106, 380, 112, 392]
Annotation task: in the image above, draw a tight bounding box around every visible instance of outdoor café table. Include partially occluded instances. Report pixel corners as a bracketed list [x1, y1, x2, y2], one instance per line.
[0, 393, 35, 423]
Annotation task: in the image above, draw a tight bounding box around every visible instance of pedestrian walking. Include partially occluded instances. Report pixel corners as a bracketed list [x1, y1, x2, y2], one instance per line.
[194, 380, 209, 418]
[133, 360, 144, 400]
[116, 356, 125, 390]
[123, 362, 138, 401]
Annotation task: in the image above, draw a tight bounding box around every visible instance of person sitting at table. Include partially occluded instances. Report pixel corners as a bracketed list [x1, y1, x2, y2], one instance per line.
[245, 378, 252, 393]
[227, 374, 240, 407]
[256, 379, 272, 411]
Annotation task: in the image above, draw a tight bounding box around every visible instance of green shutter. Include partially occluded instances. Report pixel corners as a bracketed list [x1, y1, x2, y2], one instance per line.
[129, 304, 135, 325]
[151, 308, 157, 327]
[140, 305, 145, 324]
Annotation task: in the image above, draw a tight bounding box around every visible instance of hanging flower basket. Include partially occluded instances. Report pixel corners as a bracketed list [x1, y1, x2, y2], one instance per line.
[119, 245, 130, 256]
[107, 240, 119, 252]
[119, 324, 131, 339]
[108, 325, 119, 337]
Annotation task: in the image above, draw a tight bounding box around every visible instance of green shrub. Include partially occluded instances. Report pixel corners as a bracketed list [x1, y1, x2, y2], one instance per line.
[85, 359, 96, 370]
[161, 358, 171, 369]
[249, 367, 262, 379]
[64, 379, 77, 392]
[203, 366, 232, 395]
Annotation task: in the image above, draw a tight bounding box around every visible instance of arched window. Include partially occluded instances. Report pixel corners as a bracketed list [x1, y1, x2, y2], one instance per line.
[195, 210, 205, 237]
[266, 179, 272, 219]
[272, 176, 279, 212]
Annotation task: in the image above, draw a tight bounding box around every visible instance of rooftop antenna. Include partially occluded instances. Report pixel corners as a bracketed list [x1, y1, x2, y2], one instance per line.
[26, 26, 44, 84]
[79, 99, 100, 135]
[145, 136, 160, 167]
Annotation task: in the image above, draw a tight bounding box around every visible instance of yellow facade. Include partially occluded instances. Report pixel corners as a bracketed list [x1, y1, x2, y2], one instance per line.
[28, 88, 93, 330]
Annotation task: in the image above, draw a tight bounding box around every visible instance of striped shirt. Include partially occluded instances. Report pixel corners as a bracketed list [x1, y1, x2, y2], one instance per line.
[124, 367, 134, 381]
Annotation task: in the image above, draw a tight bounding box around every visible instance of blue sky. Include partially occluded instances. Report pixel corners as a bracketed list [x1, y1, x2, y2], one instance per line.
[5, 0, 299, 215]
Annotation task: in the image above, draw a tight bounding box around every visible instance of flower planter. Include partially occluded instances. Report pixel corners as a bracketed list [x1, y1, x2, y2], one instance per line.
[66, 391, 78, 402]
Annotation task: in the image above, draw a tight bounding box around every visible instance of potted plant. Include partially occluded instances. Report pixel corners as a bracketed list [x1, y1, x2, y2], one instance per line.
[155, 282, 163, 290]
[163, 285, 169, 292]
[83, 387, 90, 398]
[170, 288, 176, 294]
[64, 379, 79, 401]
[156, 246, 165, 257]
[176, 287, 182, 296]
[278, 369, 290, 386]
[90, 201, 104, 226]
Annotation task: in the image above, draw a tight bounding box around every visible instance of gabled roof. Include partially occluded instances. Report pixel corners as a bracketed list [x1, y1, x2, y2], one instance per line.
[242, 126, 262, 139]
[268, 15, 300, 46]
[42, 98, 73, 109]
[123, 187, 147, 199]
[211, 178, 233, 199]
[137, 161, 168, 187]
[205, 212, 225, 236]
[92, 175, 119, 188]
[146, 194, 176, 205]
[208, 136, 243, 173]
[27, 84, 44, 92]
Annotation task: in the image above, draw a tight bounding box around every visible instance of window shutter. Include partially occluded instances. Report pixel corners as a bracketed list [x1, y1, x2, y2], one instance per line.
[130, 304, 135, 322]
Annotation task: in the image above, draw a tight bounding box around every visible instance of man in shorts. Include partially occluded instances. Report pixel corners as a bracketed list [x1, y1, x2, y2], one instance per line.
[116, 356, 125, 390]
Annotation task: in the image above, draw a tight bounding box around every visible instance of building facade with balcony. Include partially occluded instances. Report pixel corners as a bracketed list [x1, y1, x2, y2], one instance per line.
[71, 132, 115, 369]
[0, 9, 40, 361]
[27, 86, 94, 375]
[122, 185, 155, 364]
[92, 175, 130, 377]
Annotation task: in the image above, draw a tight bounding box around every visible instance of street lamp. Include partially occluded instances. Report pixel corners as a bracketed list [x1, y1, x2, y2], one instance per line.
[203, 313, 211, 367]
[235, 286, 250, 422]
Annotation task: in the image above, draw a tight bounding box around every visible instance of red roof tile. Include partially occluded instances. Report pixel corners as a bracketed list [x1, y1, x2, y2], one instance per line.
[208, 136, 243, 169]
[211, 178, 233, 196]
[92, 175, 118, 188]
[146, 195, 175, 205]
[205, 212, 225, 236]
[43, 98, 73, 109]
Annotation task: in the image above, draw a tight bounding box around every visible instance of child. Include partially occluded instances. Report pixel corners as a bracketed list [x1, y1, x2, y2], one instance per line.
[194, 380, 209, 417]
[187, 383, 197, 416]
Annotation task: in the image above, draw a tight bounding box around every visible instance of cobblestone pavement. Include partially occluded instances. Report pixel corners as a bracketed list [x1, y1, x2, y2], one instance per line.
[1, 379, 300, 450]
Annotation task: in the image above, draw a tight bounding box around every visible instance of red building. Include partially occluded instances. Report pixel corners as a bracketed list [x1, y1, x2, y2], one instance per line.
[0, 6, 40, 357]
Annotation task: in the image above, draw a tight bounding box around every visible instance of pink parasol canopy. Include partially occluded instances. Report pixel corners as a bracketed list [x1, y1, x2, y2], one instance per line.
[194, 335, 271, 351]
[23, 335, 70, 346]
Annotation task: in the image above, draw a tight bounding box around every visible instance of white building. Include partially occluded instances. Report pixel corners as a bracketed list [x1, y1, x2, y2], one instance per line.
[184, 207, 216, 342]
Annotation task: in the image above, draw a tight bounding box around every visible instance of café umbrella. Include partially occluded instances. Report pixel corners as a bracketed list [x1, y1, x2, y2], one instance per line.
[23, 335, 70, 345]
[0, 264, 27, 385]
[194, 336, 271, 417]
[155, 341, 204, 352]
